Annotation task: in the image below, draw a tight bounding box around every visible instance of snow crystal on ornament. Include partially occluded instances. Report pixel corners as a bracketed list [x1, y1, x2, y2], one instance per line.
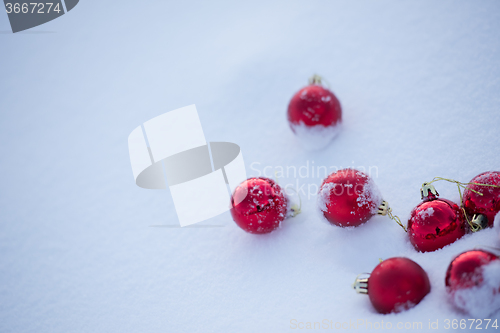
[356, 176, 383, 214]
[452, 260, 500, 317]
[291, 121, 341, 151]
[394, 300, 416, 313]
[418, 207, 435, 219]
[317, 182, 336, 212]
[316, 182, 342, 226]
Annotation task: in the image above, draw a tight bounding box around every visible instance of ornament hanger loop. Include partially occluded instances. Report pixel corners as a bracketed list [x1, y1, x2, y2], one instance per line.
[377, 200, 407, 232]
[287, 186, 302, 217]
[424, 177, 500, 198]
[423, 177, 500, 232]
[308, 74, 331, 89]
[420, 183, 438, 199]
[467, 214, 482, 232]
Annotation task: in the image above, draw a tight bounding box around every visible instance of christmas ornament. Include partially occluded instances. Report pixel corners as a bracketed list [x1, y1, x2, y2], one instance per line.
[287, 75, 342, 150]
[353, 257, 431, 314]
[317, 168, 405, 229]
[407, 183, 466, 252]
[463, 171, 500, 228]
[445, 249, 500, 317]
[230, 177, 288, 234]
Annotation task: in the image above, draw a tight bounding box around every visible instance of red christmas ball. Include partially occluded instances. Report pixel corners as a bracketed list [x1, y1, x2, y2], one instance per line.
[463, 171, 500, 228]
[407, 197, 466, 252]
[446, 250, 499, 290]
[287, 82, 342, 149]
[230, 177, 288, 234]
[318, 169, 382, 227]
[288, 84, 342, 127]
[445, 250, 500, 317]
[368, 257, 431, 314]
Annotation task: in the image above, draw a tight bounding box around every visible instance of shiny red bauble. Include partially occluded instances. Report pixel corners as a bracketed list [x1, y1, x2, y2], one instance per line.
[445, 250, 500, 316]
[463, 171, 500, 228]
[230, 177, 288, 234]
[407, 196, 466, 252]
[368, 257, 431, 314]
[287, 84, 342, 128]
[318, 169, 382, 227]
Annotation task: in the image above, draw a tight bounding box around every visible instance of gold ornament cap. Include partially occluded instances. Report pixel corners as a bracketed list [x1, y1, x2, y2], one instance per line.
[421, 183, 439, 200]
[471, 214, 488, 230]
[352, 274, 369, 295]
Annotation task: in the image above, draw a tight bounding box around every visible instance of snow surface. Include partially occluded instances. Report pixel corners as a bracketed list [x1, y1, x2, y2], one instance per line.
[1, 1, 500, 332]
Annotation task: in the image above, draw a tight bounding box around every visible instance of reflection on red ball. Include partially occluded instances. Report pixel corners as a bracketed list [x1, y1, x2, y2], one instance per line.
[463, 171, 500, 228]
[368, 257, 431, 314]
[407, 198, 466, 252]
[287, 84, 342, 128]
[230, 177, 288, 234]
[318, 169, 382, 227]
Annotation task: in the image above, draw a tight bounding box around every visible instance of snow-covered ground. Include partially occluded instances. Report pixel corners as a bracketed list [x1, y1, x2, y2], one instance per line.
[1, 1, 500, 332]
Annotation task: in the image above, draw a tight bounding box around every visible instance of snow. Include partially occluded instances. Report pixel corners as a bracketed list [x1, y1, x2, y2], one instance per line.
[317, 181, 336, 212]
[418, 207, 435, 219]
[290, 121, 342, 150]
[356, 174, 383, 214]
[1, 1, 500, 332]
[394, 301, 417, 314]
